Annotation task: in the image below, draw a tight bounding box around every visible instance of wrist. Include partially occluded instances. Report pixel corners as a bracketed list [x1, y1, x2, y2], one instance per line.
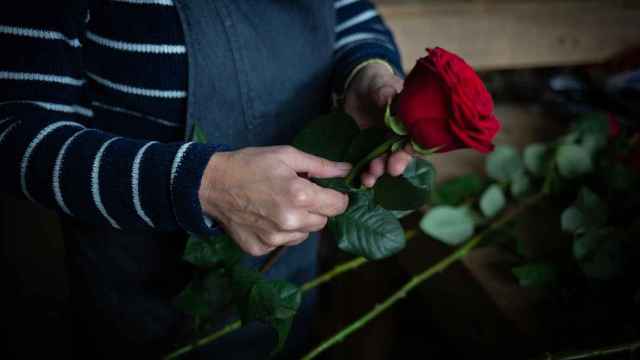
[344, 59, 395, 93]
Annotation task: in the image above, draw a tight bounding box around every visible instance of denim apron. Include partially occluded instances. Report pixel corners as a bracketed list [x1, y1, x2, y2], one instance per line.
[64, 1, 334, 358]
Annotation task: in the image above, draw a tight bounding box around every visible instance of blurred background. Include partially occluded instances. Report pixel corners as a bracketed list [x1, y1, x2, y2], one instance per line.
[2, 0, 640, 358]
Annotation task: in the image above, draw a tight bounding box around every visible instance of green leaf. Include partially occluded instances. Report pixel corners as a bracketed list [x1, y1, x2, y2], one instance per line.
[556, 144, 592, 178]
[510, 171, 531, 198]
[561, 206, 584, 234]
[479, 184, 506, 218]
[292, 111, 360, 162]
[331, 191, 406, 260]
[384, 102, 407, 136]
[344, 127, 388, 164]
[314, 177, 353, 193]
[183, 234, 244, 268]
[575, 187, 607, 229]
[420, 206, 475, 245]
[573, 228, 624, 280]
[431, 174, 485, 206]
[373, 158, 435, 210]
[390, 139, 406, 152]
[247, 281, 301, 321]
[174, 269, 231, 319]
[411, 139, 439, 156]
[231, 266, 264, 323]
[523, 143, 548, 176]
[193, 123, 208, 143]
[248, 281, 301, 354]
[512, 263, 557, 287]
[486, 145, 524, 182]
[574, 113, 609, 155]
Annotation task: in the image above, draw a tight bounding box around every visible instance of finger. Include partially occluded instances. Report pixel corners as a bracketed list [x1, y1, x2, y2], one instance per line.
[307, 183, 349, 217]
[298, 213, 328, 232]
[387, 149, 413, 176]
[233, 230, 276, 257]
[360, 155, 387, 188]
[361, 172, 376, 188]
[260, 231, 308, 247]
[281, 147, 352, 179]
[371, 77, 404, 108]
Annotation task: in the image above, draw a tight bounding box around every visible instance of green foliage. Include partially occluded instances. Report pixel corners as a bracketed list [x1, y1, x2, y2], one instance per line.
[431, 174, 485, 206]
[556, 144, 592, 178]
[479, 184, 506, 218]
[523, 143, 548, 176]
[331, 192, 406, 260]
[174, 269, 232, 319]
[292, 111, 360, 162]
[193, 123, 208, 143]
[420, 206, 475, 245]
[486, 145, 524, 182]
[344, 127, 388, 164]
[573, 229, 624, 280]
[510, 171, 531, 198]
[561, 187, 607, 235]
[183, 234, 243, 268]
[384, 102, 407, 136]
[512, 263, 557, 287]
[374, 158, 435, 211]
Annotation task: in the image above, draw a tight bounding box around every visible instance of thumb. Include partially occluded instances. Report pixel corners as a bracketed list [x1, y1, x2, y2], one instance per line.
[282, 147, 352, 179]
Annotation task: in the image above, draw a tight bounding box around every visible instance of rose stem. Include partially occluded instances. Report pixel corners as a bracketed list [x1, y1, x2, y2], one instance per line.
[301, 192, 546, 360]
[345, 135, 404, 185]
[528, 339, 640, 360]
[164, 230, 418, 359]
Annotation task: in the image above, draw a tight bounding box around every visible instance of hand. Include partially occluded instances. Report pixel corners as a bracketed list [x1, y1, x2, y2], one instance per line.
[344, 62, 413, 188]
[199, 146, 351, 256]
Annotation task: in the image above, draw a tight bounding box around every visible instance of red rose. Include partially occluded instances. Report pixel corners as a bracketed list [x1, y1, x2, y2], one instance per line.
[395, 48, 500, 153]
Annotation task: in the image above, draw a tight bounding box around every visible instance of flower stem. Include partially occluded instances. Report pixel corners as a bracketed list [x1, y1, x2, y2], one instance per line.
[301, 192, 546, 360]
[530, 339, 640, 360]
[345, 135, 404, 185]
[164, 230, 417, 359]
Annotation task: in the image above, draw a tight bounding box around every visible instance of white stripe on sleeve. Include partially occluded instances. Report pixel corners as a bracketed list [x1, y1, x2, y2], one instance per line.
[20, 121, 84, 203]
[170, 142, 193, 187]
[86, 31, 185, 54]
[334, 0, 360, 9]
[335, 9, 378, 33]
[87, 72, 186, 99]
[0, 71, 85, 86]
[53, 128, 91, 216]
[131, 141, 157, 228]
[91, 137, 122, 229]
[112, 0, 174, 5]
[0, 25, 82, 47]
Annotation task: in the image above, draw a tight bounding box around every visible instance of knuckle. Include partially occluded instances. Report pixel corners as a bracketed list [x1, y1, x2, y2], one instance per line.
[263, 232, 281, 247]
[289, 181, 310, 207]
[276, 211, 299, 231]
[277, 145, 296, 157]
[247, 244, 269, 257]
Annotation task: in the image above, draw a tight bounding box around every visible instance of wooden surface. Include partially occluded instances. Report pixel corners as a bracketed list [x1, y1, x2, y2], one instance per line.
[376, 0, 640, 71]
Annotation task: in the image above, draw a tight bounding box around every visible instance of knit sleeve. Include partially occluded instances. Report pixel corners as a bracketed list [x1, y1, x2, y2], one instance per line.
[0, 2, 221, 236]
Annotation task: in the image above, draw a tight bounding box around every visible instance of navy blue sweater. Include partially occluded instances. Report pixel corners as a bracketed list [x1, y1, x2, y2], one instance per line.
[0, 0, 402, 236]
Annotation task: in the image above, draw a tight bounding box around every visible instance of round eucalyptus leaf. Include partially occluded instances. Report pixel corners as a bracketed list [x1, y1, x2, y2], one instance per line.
[561, 206, 584, 234]
[486, 145, 524, 182]
[556, 144, 592, 178]
[523, 143, 547, 176]
[510, 171, 531, 198]
[420, 206, 475, 245]
[479, 184, 506, 218]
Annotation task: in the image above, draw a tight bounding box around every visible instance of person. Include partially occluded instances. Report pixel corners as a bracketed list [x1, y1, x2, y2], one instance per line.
[0, 0, 411, 357]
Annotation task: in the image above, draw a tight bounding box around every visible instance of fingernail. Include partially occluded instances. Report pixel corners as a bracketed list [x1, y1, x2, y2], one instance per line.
[337, 162, 352, 171]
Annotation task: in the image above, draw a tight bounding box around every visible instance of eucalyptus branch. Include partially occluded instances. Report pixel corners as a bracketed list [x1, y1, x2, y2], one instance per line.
[530, 339, 640, 360]
[165, 230, 418, 359]
[301, 192, 546, 360]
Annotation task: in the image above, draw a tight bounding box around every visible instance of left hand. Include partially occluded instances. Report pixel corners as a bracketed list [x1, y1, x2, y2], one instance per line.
[344, 62, 413, 188]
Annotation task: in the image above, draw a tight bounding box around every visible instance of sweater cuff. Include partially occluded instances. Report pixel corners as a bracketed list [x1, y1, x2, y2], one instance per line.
[170, 142, 225, 236]
[333, 43, 404, 96]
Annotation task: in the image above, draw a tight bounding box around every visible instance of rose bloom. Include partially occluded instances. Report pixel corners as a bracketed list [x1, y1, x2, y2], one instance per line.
[396, 47, 500, 153]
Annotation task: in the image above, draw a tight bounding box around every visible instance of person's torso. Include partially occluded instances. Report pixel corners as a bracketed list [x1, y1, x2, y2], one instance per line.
[83, 0, 335, 148]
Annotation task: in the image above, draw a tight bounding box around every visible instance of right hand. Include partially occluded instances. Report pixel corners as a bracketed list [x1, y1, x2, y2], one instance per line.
[198, 146, 352, 256]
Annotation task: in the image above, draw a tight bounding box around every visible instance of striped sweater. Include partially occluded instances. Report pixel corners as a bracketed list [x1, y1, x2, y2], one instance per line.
[0, 0, 402, 236]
